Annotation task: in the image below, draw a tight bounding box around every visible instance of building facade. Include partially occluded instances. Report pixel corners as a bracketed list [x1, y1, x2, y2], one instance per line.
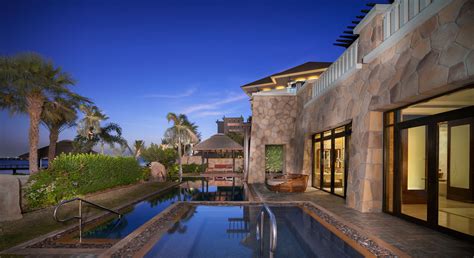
[216, 116, 251, 135]
[242, 0, 474, 239]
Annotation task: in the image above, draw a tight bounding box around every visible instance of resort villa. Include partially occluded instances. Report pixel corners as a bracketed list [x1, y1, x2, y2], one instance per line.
[2, 1, 474, 257]
[242, 0, 474, 240]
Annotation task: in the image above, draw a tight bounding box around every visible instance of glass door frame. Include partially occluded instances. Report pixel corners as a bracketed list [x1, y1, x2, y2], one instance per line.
[385, 104, 474, 240]
[312, 123, 351, 198]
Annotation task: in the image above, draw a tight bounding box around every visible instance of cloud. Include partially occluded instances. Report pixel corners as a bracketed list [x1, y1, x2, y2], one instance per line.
[194, 111, 225, 117]
[143, 87, 196, 99]
[182, 93, 248, 114]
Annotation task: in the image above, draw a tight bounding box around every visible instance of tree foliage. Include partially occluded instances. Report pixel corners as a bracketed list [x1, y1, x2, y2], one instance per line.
[130, 140, 145, 159]
[0, 53, 78, 173]
[163, 112, 199, 181]
[141, 143, 177, 169]
[226, 132, 244, 146]
[41, 94, 90, 161]
[73, 105, 128, 154]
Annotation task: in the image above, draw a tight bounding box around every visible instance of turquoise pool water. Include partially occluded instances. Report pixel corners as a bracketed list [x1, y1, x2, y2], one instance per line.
[82, 184, 244, 239]
[144, 205, 362, 258]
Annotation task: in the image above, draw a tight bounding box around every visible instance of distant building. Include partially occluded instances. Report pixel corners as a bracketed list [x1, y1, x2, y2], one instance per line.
[19, 140, 75, 160]
[216, 116, 251, 135]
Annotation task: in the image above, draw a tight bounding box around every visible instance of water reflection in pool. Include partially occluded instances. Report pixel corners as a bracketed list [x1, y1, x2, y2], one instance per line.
[82, 182, 245, 239]
[144, 205, 363, 258]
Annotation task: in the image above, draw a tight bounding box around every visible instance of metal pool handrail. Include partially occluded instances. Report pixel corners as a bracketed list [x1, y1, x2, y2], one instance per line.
[53, 197, 122, 243]
[256, 203, 278, 257]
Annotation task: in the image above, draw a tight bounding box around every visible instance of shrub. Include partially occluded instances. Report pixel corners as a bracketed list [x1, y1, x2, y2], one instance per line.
[141, 167, 151, 181]
[141, 143, 177, 169]
[167, 164, 179, 179]
[25, 153, 144, 208]
[167, 164, 203, 179]
[182, 163, 202, 173]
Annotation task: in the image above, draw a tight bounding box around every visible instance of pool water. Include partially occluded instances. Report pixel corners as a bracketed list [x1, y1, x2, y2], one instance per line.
[144, 205, 363, 258]
[82, 184, 245, 239]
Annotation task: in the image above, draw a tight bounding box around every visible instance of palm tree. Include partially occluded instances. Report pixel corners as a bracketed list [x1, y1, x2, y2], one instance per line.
[179, 114, 201, 140]
[0, 53, 76, 174]
[41, 94, 90, 161]
[178, 114, 201, 155]
[130, 140, 145, 160]
[163, 112, 199, 181]
[74, 105, 128, 154]
[77, 104, 107, 140]
[97, 122, 128, 154]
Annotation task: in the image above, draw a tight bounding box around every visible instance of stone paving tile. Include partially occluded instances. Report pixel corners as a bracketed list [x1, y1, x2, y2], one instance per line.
[252, 184, 474, 257]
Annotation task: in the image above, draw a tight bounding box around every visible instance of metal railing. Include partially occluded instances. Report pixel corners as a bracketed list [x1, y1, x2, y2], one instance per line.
[312, 38, 361, 99]
[382, 0, 434, 40]
[53, 197, 122, 243]
[256, 204, 277, 257]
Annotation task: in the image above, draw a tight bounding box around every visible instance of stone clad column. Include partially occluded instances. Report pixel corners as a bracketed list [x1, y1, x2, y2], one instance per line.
[346, 111, 383, 212]
[248, 94, 298, 183]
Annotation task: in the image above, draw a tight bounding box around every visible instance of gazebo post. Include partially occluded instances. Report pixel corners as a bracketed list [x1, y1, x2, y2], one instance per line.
[201, 151, 205, 173]
[232, 150, 235, 173]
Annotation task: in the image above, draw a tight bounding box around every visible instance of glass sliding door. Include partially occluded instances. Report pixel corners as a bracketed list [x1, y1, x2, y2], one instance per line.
[312, 124, 351, 197]
[400, 126, 428, 221]
[438, 118, 474, 236]
[383, 87, 474, 239]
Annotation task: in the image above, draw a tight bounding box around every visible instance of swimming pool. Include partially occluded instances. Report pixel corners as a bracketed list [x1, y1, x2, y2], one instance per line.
[82, 184, 245, 239]
[105, 203, 398, 257]
[16, 184, 401, 257]
[144, 205, 362, 258]
[27, 183, 245, 249]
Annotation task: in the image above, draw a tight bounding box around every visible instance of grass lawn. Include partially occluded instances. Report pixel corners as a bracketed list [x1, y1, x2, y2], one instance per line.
[0, 181, 177, 252]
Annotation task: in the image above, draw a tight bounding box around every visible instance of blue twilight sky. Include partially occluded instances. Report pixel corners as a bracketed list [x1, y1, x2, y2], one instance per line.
[0, 0, 378, 156]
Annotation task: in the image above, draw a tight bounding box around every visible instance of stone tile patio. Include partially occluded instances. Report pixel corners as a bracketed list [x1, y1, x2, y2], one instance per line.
[251, 184, 474, 257]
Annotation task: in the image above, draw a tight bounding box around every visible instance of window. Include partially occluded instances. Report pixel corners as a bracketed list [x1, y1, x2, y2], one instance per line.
[312, 123, 351, 198]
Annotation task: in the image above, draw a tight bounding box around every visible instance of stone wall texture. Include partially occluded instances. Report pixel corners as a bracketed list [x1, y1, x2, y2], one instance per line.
[248, 95, 298, 183]
[247, 0, 474, 212]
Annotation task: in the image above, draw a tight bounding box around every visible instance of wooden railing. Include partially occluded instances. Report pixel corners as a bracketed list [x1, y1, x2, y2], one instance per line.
[312, 39, 361, 99]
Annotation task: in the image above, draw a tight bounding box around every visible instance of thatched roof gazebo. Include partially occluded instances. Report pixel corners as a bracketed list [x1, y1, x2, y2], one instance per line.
[194, 133, 243, 173]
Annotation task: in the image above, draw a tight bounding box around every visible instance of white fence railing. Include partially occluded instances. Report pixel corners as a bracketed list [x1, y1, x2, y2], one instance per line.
[383, 0, 434, 40]
[312, 39, 361, 99]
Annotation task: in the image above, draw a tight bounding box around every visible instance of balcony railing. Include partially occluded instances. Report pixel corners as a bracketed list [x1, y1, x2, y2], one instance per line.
[364, 0, 450, 63]
[383, 0, 434, 41]
[312, 39, 361, 99]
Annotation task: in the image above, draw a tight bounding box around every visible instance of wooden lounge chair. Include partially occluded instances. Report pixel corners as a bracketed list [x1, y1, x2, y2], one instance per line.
[265, 174, 309, 193]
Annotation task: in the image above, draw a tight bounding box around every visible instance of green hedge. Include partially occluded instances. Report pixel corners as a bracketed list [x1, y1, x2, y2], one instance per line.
[26, 153, 145, 208]
[167, 163, 204, 178]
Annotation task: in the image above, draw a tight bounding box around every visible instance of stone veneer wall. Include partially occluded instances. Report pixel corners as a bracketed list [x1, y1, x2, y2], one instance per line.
[299, 0, 474, 212]
[248, 0, 474, 212]
[248, 95, 298, 183]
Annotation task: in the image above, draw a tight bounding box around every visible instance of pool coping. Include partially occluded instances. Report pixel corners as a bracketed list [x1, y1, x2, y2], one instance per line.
[101, 201, 409, 258]
[0, 181, 180, 256]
